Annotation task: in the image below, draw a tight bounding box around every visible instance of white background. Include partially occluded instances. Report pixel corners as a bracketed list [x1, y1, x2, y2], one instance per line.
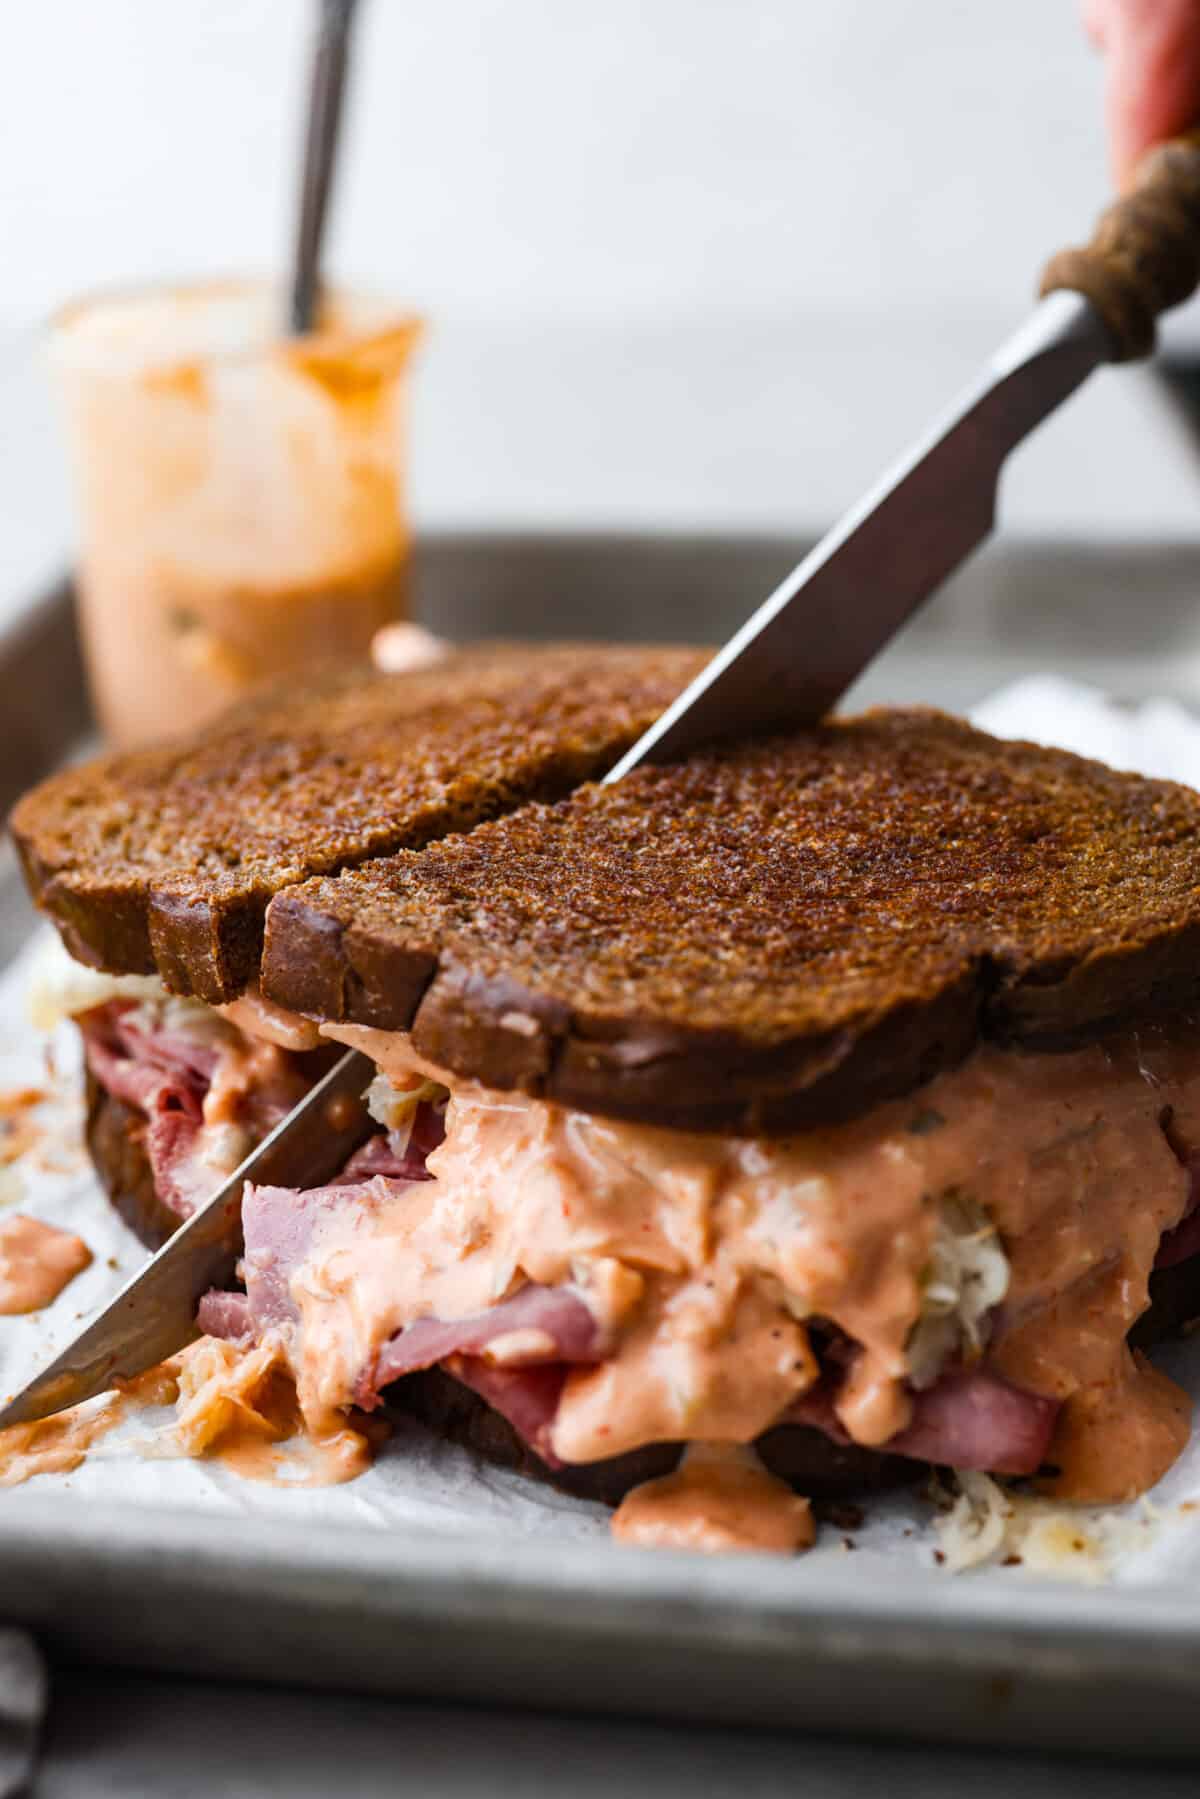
[2, 0, 1199, 619]
[0, 0, 1121, 329]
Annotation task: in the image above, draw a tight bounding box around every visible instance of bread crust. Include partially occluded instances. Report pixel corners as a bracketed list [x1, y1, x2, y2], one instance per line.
[12, 644, 705, 1005]
[262, 709, 1200, 1133]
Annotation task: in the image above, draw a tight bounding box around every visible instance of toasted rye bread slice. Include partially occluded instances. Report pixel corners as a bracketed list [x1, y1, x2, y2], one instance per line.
[11, 643, 705, 1005]
[262, 708, 1200, 1134]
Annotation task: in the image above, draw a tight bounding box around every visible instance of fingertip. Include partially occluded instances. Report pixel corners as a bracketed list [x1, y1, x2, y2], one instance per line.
[1082, 0, 1110, 51]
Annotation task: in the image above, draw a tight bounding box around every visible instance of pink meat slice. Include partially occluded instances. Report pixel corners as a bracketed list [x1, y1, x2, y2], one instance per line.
[363, 1283, 603, 1401]
[80, 998, 318, 1221]
[335, 1106, 444, 1185]
[238, 1178, 361, 1332]
[196, 1289, 254, 1343]
[80, 1003, 210, 1218]
[444, 1356, 568, 1465]
[206, 1163, 603, 1424]
[79, 1004, 207, 1122]
[108, 1006, 222, 1085]
[788, 1367, 1059, 1475]
[1156, 1148, 1200, 1268]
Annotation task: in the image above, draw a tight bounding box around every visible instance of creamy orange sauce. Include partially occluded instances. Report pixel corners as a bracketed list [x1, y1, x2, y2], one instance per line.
[0, 1398, 123, 1485]
[305, 1023, 1200, 1503]
[0, 1362, 177, 1486]
[217, 990, 325, 1054]
[0, 1214, 92, 1314]
[0, 1087, 47, 1168]
[203, 1039, 295, 1128]
[612, 1444, 815, 1554]
[370, 621, 449, 674]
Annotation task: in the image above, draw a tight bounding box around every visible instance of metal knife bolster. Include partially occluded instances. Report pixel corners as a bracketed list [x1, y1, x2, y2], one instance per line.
[0, 1049, 375, 1432]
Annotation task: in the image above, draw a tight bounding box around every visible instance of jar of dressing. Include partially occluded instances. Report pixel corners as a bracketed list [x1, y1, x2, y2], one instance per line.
[50, 279, 421, 747]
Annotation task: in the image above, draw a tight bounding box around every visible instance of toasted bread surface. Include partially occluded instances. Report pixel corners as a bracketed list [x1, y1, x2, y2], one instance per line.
[263, 708, 1200, 1132]
[12, 643, 705, 1004]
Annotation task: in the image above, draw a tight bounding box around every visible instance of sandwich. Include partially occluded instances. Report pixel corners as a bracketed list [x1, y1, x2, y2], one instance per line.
[14, 682, 1200, 1555]
[11, 642, 705, 1245]
[161, 707, 1200, 1553]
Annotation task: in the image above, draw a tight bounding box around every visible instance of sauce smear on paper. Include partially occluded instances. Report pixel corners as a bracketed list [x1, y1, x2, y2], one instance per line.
[612, 1445, 815, 1554]
[0, 1339, 378, 1490]
[0, 1214, 92, 1314]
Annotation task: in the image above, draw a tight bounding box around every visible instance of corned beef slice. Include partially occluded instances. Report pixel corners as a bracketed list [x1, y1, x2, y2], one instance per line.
[365, 1284, 604, 1399]
[224, 1155, 603, 1409]
[79, 1003, 211, 1219]
[79, 998, 314, 1221]
[788, 1369, 1058, 1475]
[196, 1289, 253, 1343]
[445, 1357, 568, 1464]
[1157, 1150, 1200, 1268]
[335, 1112, 444, 1185]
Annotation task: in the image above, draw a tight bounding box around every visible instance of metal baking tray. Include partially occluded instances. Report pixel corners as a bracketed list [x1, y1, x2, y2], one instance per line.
[5, 531, 1200, 1756]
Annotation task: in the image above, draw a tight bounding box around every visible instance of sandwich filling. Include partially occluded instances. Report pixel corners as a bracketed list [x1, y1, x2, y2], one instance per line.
[200, 1018, 1200, 1509]
[78, 995, 322, 1224]
[29, 940, 326, 1229]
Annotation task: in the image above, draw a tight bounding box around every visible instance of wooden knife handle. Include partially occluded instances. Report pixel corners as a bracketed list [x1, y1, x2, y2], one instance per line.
[1040, 128, 1200, 360]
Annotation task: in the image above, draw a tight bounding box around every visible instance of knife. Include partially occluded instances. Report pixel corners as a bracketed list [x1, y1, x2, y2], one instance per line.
[8, 133, 1200, 1435]
[0, 1049, 375, 1430]
[607, 129, 1200, 778]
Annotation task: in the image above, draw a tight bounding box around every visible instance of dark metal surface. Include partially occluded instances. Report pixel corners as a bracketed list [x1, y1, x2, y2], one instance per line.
[0, 1050, 375, 1430]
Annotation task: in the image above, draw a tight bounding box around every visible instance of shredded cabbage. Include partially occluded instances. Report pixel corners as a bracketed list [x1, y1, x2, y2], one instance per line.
[934, 1470, 1161, 1581]
[25, 932, 232, 1045]
[26, 932, 166, 1031]
[365, 1073, 447, 1156]
[906, 1190, 1010, 1390]
[127, 993, 239, 1046]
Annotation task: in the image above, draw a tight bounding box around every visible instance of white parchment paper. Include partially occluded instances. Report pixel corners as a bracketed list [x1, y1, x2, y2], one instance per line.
[2, 676, 1200, 1584]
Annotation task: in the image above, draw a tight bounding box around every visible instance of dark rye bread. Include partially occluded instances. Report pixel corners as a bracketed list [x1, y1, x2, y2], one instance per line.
[263, 708, 1200, 1135]
[12, 643, 704, 1006]
[394, 1367, 916, 1506]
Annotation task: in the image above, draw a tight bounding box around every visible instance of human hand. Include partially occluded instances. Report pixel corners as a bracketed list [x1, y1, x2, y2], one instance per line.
[1085, 0, 1200, 183]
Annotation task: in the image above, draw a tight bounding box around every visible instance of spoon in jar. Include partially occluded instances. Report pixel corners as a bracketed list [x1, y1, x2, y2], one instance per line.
[288, 0, 362, 334]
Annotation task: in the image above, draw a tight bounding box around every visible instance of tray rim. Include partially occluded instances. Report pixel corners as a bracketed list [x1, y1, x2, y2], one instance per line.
[4, 1494, 1200, 1755]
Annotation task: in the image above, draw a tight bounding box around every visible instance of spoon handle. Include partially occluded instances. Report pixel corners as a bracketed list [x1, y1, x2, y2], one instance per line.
[289, 0, 361, 336]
